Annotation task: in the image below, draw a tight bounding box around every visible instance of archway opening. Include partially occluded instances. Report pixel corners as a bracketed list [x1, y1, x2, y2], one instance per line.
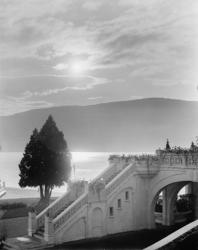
[154, 182, 194, 227]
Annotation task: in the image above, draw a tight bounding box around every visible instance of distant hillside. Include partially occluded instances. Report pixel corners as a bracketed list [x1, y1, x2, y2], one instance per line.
[0, 98, 198, 152]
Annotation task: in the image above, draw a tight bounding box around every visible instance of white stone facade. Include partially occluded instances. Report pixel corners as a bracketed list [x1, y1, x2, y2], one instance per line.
[28, 148, 198, 245]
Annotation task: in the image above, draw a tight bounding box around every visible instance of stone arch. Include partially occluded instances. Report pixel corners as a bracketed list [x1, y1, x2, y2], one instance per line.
[91, 207, 104, 237]
[148, 171, 196, 228]
[150, 181, 189, 227]
[167, 182, 190, 225]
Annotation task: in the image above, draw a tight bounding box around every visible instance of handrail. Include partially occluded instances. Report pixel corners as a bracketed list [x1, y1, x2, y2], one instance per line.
[144, 219, 198, 250]
[36, 191, 71, 229]
[0, 189, 6, 198]
[106, 162, 135, 196]
[53, 192, 88, 232]
[91, 159, 130, 187]
[90, 164, 115, 184]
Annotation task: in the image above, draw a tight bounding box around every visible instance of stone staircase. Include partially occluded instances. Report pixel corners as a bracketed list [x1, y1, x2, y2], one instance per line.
[32, 158, 131, 239]
[34, 199, 74, 240]
[25, 157, 136, 247]
[55, 162, 134, 237]
[34, 226, 44, 240]
[32, 180, 87, 242]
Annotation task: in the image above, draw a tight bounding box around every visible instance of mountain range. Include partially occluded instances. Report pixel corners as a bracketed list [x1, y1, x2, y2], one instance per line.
[1, 98, 198, 153]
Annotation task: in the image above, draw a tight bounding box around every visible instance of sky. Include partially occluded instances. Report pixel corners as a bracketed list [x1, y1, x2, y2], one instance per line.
[0, 0, 198, 116]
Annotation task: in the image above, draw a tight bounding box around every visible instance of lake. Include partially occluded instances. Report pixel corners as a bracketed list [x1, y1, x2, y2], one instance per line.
[0, 152, 114, 193]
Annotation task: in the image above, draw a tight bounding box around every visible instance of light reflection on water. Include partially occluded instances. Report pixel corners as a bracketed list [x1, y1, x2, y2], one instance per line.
[0, 152, 109, 189]
[0, 151, 152, 194]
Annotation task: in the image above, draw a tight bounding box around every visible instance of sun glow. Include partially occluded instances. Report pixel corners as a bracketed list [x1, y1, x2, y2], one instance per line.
[69, 59, 90, 76]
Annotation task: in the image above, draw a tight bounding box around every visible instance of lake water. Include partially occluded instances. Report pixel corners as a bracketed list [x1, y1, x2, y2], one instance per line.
[0, 152, 113, 193]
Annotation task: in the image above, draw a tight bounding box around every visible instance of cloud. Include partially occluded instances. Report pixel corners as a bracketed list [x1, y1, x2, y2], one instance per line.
[88, 96, 103, 100]
[82, 1, 103, 11]
[2, 75, 108, 100]
[53, 63, 69, 71]
[0, 97, 52, 116]
[0, 73, 108, 115]
[0, 0, 198, 114]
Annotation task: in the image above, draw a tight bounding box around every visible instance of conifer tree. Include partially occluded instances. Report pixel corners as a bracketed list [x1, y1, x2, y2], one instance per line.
[191, 141, 195, 150]
[19, 115, 71, 200]
[166, 139, 171, 151]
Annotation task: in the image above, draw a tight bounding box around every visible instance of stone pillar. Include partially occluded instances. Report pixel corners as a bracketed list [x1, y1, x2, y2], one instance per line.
[28, 211, 37, 236]
[162, 187, 174, 226]
[162, 189, 168, 225]
[192, 183, 198, 219]
[185, 183, 193, 194]
[82, 217, 87, 238]
[44, 214, 54, 243]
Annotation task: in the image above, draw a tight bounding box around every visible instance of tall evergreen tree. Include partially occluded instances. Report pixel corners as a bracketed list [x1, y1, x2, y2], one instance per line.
[191, 141, 195, 150]
[165, 139, 171, 151]
[19, 115, 71, 200]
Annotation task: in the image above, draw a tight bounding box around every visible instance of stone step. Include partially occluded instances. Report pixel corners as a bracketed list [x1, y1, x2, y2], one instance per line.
[33, 233, 44, 241]
[5, 236, 50, 250]
[2, 241, 20, 250]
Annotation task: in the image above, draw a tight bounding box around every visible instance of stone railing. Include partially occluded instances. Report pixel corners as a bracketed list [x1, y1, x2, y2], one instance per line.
[36, 181, 87, 229]
[91, 166, 115, 185]
[156, 149, 198, 167]
[0, 188, 6, 198]
[91, 156, 132, 188]
[154, 210, 193, 225]
[36, 192, 71, 229]
[53, 192, 88, 232]
[91, 165, 121, 187]
[106, 163, 134, 196]
[51, 160, 128, 233]
[154, 212, 163, 224]
[144, 219, 198, 250]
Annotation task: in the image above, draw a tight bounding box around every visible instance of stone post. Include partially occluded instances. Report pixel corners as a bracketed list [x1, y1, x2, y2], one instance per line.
[192, 183, 198, 219]
[44, 213, 54, 243]
[28, 210, 37, 236]
[162, 188, 169, 225]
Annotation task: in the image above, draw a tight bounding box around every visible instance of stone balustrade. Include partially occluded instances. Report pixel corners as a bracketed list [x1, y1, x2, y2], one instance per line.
[91, 158, 128, 187]
[36, 192, 71, 229]
[36, 180, 87, 229]
[53, 193, 88, 232]
[154, 210, 193, 225]
[156, 149, 198, 167]
[106, 163, 133, 196]
[51, 162, 134, 234]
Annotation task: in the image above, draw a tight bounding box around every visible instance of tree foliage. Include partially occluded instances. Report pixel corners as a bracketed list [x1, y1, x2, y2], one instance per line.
[165, 139, 171, 151]
[19, 115, 71, 200]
